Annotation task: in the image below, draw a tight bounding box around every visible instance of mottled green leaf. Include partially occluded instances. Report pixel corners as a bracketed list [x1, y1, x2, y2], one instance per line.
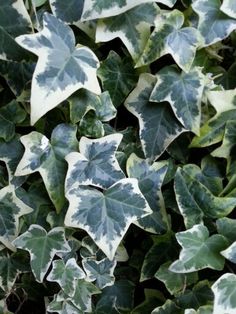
[47, 292, 83, 314]
[65, 134, 124, 191]
[98, 51, 138, 107]
[216, 217, 236, 243]
[127, 153, 168, 233]
[15, 12, 100, 125]
[212, 273, 236, 314]
[13, 225, 70, 282]
[82, 257, 116, 289]
[49, 0, 83, 23]
[137, 10, 200, 72]
[125, 73, 186, 161]
[96, 3, 159, 62]
[152, 299, 183, 314]
[192, 0, 236, 47]
[169, 224, 228, 273]
[221, 0, 236, 18]
[150, 66, 205, 134]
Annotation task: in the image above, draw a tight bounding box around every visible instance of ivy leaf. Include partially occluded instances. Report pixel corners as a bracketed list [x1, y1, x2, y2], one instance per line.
[47, 291, 83, 314]
[96, 3, 159, 62]
[15, 124, 78, 212]
[125, 73, 186, 162]
[212, 273, 236, 314]
[65, 178, 152, 259]
[65, 134, 124, 191]
[184, 306, 213, 314]
[15, 12, 101, 125]
[49, 0, 84, 23]
[47, 258, 85, 296]
[174, 165, 236, 228]
[132, 289, 164, 314]
[221, 0, 236, 19]
[126, 153, 168, 233]
[137, 10, 200, 72]
[192, 0, 236, 47]
[82, 257, 117, 289]
[0, 185, 33, 250]
[150, 66, 205, 135]
[169, 224, 228, 273]
[152, 299, 183, 314]
[97, 51, 138, 107]
[13, 225, 70, 282]
[221, 241, 236, 263]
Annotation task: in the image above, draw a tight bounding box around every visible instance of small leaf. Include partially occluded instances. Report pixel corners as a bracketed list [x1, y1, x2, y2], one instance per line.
[169, 224, 228, 273]
[216, 217, 236, 243]
[212, 273, 236, 314]
[49, 0, 84, 23]
[152, 299, 183, 314]
[13, 225, 70, 282]
[15, 13, 101, 125]
[221, 0, 236, 19]
[47, 292, 83, 314]
[221, 241, 236, 263]
[192, 0, 236, 47]
[125, 73, 186, 161]
[65, 133, 124, 191]
[65, 178, 152, 259]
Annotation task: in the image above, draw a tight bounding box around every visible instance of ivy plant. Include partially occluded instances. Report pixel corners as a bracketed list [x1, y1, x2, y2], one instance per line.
[1, 0, 236, 313]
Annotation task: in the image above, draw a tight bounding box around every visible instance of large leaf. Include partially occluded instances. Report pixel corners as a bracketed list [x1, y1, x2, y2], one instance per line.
[15, 124, 78, 212]
[137, 9, 200, 72]
[65, 178, 152, 259]
[13, 225, 70, 282]
[212, 273, 236, 314]
[15, 12, 101, 125]
[96, 3, 159, 62]
[97, 51, 138, 107]
[192, 0, 236, 47]
[221, 0, 236, 19]
[150, 66, 205, 134]
[126, 153, 168, 233]
[169, 224, 228, 273]
[125, 73, 186, 161]
[65, 133, 124, 191]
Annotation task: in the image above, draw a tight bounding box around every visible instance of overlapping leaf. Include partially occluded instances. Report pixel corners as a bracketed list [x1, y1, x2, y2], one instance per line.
[15, 12, 101, 125]
[221, 0, 236, 18]
[125, 73, 186, 161]
[65, 178, 152, 259]
[152, 300, 182, 314]
[13, 225, 70, 282]
[49, 0, 84, 23]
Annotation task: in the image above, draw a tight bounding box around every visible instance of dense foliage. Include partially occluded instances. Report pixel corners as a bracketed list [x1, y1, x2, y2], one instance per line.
[1, 0, 236, 313]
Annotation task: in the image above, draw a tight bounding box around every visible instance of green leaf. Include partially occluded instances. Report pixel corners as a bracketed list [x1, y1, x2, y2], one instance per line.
[96, 3, 159, 62]
[174, 165, 236, 228]
[125, 73, 186, 161]
[65, 178, 152, 259]
[15, 124, 78, 212]
[169, 224, 228, 273]
[15, 12, 101, 125]
[97, 51, 138, 107]
[137, 9, 200, 72]
[221, 240, 236, 263]
[65, 133, 124, 191]
[221, 0, 236, 19]
[192, 0, 236, 47]
[82, 257, 117, 289]
[150, 66, 205, 134]
[132, 289, 164, 314]
[0, 185, 33, 250]
[184, 306, 213, 314]
[49, 0, 83, 23]
[47, 258, 85, 296]
[155, 261, 198, 296]
[152, 299, 183, 314]
[216, 217, 236, 243]
[13, 224, 70, 282]
[212, 273, 236, 314]
[126, 153, 168, 233]
[47, 292, 83, 314]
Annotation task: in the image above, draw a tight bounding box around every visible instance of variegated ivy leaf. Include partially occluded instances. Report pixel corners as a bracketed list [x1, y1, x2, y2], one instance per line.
[49, 0, 83, 23]
[47, 258, 85, 296]
[169, 224, 228, 273]
[96, 3, 159, 62]
[15, 13, 101, 125]
[174, 165, 236, 228]
[212, 273, 236, 314]
[65, 134, 124, 191]
[150, 66, 205, 135]
[15, 124, 78, 212]
[13, 225, 70, 282]
[47, 292, 83, 314]
[192, 0, 236, 47]
[221, 0, 236, 19]
[0, 185, 33, 250]
[126, 153, 168, 233]
[151, 299, 183, 314]
[97, 51, 138, 107]
[65, 178, 152, 259]
[0, 0, 32, 61]
[125, 73, 186, 162]
[82, 257, 117, 289]
[221, 241, 236, 263]
[137, 9, 200, 72]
